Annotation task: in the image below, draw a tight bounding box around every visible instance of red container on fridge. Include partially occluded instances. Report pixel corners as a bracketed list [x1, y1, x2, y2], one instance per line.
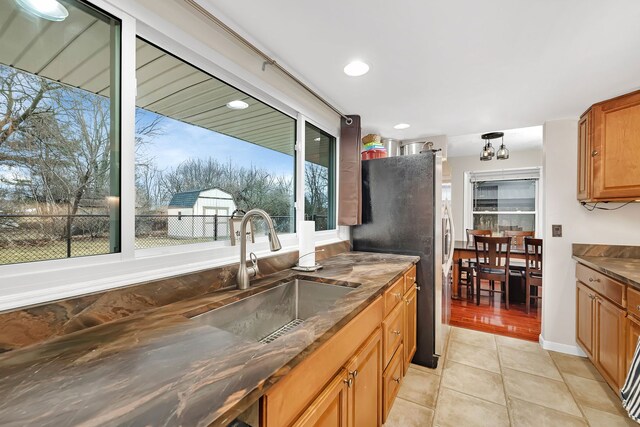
[362, 149, 387, 160]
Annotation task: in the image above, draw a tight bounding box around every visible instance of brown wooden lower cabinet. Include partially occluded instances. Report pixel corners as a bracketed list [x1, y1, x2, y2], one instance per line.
[291, 328, 383, 427]
[382, 302, 403, 368]
[403, 285, 417, 375]
[292, 369, 350, 427]
[595, 296, 626, 388]
[626, 315, 640, 373]
[261, 265, 420, 427]
[383, 344, 404, 423]
[261, 297, 383, 427]
[575, 264, 632, 392]
[576, 282, 595, 359]
[346, 327, 383, 427]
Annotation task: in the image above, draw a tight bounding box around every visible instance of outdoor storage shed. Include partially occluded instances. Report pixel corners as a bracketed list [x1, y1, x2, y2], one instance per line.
[167, 188, 236, 239]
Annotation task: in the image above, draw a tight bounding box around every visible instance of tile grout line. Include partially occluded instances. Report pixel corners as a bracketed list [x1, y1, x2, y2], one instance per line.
[547, 353, 594, 426]
[495, 335, 515, 427]
[442, 332, 513, 408]
[500, 338, 600, 425]
[434, 328, 512, 424]
[429, 326, 452, 427]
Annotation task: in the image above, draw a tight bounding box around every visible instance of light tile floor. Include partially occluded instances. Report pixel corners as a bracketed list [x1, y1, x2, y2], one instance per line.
[384, 326, 637, 427]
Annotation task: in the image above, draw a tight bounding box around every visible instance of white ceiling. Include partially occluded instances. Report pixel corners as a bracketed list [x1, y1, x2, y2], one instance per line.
[199, 0, 640, 140]
[447, 125, 542, 158]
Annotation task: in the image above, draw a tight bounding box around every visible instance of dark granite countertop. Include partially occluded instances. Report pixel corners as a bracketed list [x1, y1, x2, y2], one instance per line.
[0, 251, 418, 427]
[572, 255, 640, 289]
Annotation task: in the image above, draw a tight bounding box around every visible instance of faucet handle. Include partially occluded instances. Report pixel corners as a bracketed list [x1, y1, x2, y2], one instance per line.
[248, 252, 260, 277]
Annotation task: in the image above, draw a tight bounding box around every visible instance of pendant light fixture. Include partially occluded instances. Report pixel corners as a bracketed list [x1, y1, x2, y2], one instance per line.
[480, 132, 508, 161]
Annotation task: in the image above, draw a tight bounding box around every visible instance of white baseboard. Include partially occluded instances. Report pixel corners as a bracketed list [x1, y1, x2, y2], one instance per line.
[539, 334, 587, 357]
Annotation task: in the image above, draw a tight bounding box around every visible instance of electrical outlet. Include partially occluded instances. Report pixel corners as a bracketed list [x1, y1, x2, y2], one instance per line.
[552, 224, 562, 237]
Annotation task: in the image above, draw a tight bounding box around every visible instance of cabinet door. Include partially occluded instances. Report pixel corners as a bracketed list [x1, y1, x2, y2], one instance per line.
[347, 328, 382, 427]
[382, 344, 404, 423]
[576, 282, 595, 359]
[403, 286, 417, 375]
[592, 92, 640, 200]
[292, 369, 349, 427]
[626, 315, 640, 375]
[595, 296, 626, 389]
[382, 303, 403, 368]
[577, 112, 591, 201]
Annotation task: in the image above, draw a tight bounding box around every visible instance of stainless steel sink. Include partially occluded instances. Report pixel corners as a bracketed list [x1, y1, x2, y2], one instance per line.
[190, 279, 357, 343]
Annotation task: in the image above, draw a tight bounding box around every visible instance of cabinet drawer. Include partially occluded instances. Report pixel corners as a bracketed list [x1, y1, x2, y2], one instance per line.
[384, 277, 405, 317]
[628, 287, 640, 320]
[576, 263, 625, 307]
[404, 265, 417, 294]
[383, 303, 403, 368]
[382, 343, 404, 423]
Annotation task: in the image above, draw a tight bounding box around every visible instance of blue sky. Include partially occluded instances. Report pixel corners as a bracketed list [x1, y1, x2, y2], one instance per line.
[136, 108, 295, 178]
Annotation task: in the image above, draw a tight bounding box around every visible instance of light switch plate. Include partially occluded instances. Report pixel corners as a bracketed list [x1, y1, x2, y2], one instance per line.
[552, 224, 562, 237]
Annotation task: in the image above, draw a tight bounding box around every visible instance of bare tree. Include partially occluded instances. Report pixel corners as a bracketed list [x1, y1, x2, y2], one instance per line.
[162, 158, 294, 217]
[1, 69, 163, 224]
[305, 162, 328, 218]
[0, 67, 58, 153]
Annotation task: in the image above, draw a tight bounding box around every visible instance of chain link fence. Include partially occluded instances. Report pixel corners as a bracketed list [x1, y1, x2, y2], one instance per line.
[0, 214, 112, 265]
[0, 213, 329, 265]
[134, 214, 295, 249]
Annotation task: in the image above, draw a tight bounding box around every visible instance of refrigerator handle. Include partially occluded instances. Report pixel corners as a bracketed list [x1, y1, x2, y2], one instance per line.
[442, 202, 455, 273]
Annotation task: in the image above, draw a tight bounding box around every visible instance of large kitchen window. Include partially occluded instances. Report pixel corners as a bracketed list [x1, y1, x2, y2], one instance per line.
[0, 0, 121, 265]
[466, 168, 541, 236]
[304, 122, 336, 231]
[134, 38, 296, 250]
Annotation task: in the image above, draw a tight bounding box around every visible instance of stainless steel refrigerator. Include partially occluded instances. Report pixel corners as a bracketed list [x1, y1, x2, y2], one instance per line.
[351, 151, 453, 368]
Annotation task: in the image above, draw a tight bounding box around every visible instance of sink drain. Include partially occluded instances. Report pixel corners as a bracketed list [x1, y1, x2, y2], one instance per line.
[259, 318, 304, 344]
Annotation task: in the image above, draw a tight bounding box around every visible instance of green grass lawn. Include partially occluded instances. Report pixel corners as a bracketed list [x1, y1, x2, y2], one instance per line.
[0, 235, 231, 265]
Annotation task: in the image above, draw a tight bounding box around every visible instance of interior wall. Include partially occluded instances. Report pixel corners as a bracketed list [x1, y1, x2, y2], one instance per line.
[541, 120, 640, 353]
[447, 149, 543, 238]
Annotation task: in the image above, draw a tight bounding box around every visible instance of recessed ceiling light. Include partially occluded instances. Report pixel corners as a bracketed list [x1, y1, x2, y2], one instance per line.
[16, 0, 68, 21]
[343, 61, 370, 77]
[393, 123, 411, 130]
[314, 137, 321, 142]
[226, 100, 249, 110]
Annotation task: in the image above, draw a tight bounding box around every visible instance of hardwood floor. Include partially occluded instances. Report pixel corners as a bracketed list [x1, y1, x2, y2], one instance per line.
[448, 284, 542, 342]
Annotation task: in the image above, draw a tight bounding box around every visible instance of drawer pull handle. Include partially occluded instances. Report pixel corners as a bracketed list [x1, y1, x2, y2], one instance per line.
[588, 277, 601, 283]
[415, 285, 421, 291]
[349, 369, 358, 378]
[393, 377, 401, 384]
[344, 377, 353, 388]
[392, 330, 401, 336]
[636, 305, 640, 312]
[392, 292, 402, 299]
[588, 294, 595, 300]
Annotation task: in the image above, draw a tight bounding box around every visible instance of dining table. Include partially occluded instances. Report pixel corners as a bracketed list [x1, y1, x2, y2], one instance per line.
[451, 240, 529, 300]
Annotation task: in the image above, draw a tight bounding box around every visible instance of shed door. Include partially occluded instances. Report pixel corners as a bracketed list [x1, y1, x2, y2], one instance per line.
[203, 207, 229, 240]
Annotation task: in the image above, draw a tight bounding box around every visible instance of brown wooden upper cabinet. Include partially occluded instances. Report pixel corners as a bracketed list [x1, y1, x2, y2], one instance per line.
[577, 89, 640, 202]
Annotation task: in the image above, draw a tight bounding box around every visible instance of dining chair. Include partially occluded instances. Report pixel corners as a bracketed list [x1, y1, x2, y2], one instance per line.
[523, 237, 543, 314]
[473, 236, 512, 309]
[466, 229, 492, 244]
[457, 229, 493, 299]
[504, 230, 535, 248]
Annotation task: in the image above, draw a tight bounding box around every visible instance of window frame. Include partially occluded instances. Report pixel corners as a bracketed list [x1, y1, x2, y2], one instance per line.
[303, 121, 337, 232]
[132, 35, 299, 255]
[0, 0, 344, 311]
[463, 167, 543, 237]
